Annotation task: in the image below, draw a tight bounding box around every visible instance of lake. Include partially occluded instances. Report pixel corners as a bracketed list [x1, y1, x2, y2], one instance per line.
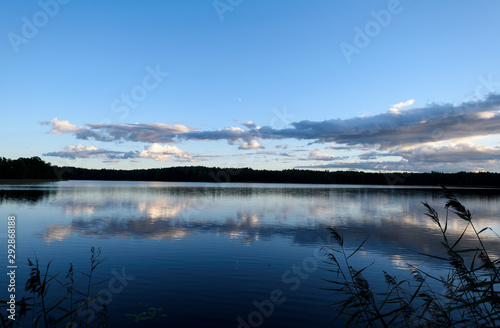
[1, 181, 500, 327]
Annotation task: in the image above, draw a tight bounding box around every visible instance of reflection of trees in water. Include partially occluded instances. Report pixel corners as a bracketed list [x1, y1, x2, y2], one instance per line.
[0, 189, 56, 204]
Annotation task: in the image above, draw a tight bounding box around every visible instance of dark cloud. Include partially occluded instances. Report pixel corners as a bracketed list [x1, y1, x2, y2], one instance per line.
[41, 94, 500, 171]
[43, 144, 215, 163]
[265, 93, 500, 148]
[78, 123, 191, 143]
[43, 94, 500, 150]
[359, 151, 394, 160]
[298, 143, 500, 172]
[296, 161, 410, 171]
[395, 143, 500, 165]
[42, 145, 125, 159]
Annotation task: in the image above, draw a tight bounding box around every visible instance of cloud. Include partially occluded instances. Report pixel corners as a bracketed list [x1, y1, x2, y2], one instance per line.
[40, 93, 500, 171]
[42, 94, 500, 150]
[388, 99, 415, 114]
[314, 143, 500, 172]
[359, 151, 393, 160]
[102, 159, 121, 165]
[392, 99, 416, 109]
[41, 118, 82, 135]
[43, 143, 207, 163]
[138, 143, 194, 162]
[249, 150, 295, 158]
[275, 94, 500, 149]
[296, 160, 410, 172]
[243, 121, 257, 128]
[77, 123, 192, 143]
[472, 111, 497, 120]
[254, 150, 277, 155]
[395, 143, 500, 165]
[239, 140, 264, 150]
[307, 151, 337, 161]
[43, 145, 123, 159]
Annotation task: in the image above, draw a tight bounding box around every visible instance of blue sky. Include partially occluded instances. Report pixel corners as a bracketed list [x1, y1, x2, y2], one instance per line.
[2, 0, 500, 172]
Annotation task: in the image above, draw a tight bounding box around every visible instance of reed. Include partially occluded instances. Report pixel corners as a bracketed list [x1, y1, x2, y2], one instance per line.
[0, 247, 110, 328]
[324, 187, 500, 327]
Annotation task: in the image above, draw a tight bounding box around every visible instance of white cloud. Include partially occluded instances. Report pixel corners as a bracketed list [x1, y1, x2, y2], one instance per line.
[138, 143, 194, 162]
[307, 151, 337, 161]
[472, 111, 498, 119]
[388, 99, 415, 114]
[67, 145, 98, 152]
[43, 145, 119, 159]
[41, 118, 82, 135]
[239, 140, 264, 150]
[392, 99, 415, 109]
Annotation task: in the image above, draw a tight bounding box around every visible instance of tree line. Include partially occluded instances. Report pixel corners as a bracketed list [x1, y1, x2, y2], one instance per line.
[0, 156, 59, 180]
[2, 156, 500, 187]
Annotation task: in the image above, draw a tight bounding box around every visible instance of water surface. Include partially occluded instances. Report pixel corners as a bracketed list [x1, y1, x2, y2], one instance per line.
[1, 181, 500, 327]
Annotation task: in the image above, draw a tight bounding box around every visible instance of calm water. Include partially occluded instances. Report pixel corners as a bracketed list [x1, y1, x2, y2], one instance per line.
[1, 181, 500, 327]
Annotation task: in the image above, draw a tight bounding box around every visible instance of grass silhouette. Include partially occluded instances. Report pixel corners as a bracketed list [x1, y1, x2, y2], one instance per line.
[324, 187, 500, 327]
[0, 247, 110, 328]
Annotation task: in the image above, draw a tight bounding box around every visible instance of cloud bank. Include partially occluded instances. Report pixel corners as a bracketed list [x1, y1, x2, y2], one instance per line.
[42, 94, 500, 147]
[43, 143, 209, 163]
[41, 94, 500, 171]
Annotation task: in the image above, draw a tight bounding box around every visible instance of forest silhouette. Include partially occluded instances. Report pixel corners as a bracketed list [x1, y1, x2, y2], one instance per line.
[1, 156, 500, 187]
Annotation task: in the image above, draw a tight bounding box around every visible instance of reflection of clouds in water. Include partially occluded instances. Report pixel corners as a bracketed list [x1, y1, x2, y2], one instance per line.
[54, 186, 500, 236]
[301, 189, 410, 224]
[43, 217, 192, 243]
[239, 213, 260, 226]
[137, 198, 196, 220]
[64, 203, 95, 215]
[58, 188, 208, 221]
[218, 231, 244, 239]
[44, 224, 73, 242]
[144, 229, 189, 241]
[399, 212, 471, 236]
[389, 255, 408, 270]
[40, 210, 328, 247]
[217, 230, 259, 246]
[31, 184, 500, 262]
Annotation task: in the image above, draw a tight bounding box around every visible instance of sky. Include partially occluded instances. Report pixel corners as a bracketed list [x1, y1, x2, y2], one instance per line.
[2, 0, 500, 173]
